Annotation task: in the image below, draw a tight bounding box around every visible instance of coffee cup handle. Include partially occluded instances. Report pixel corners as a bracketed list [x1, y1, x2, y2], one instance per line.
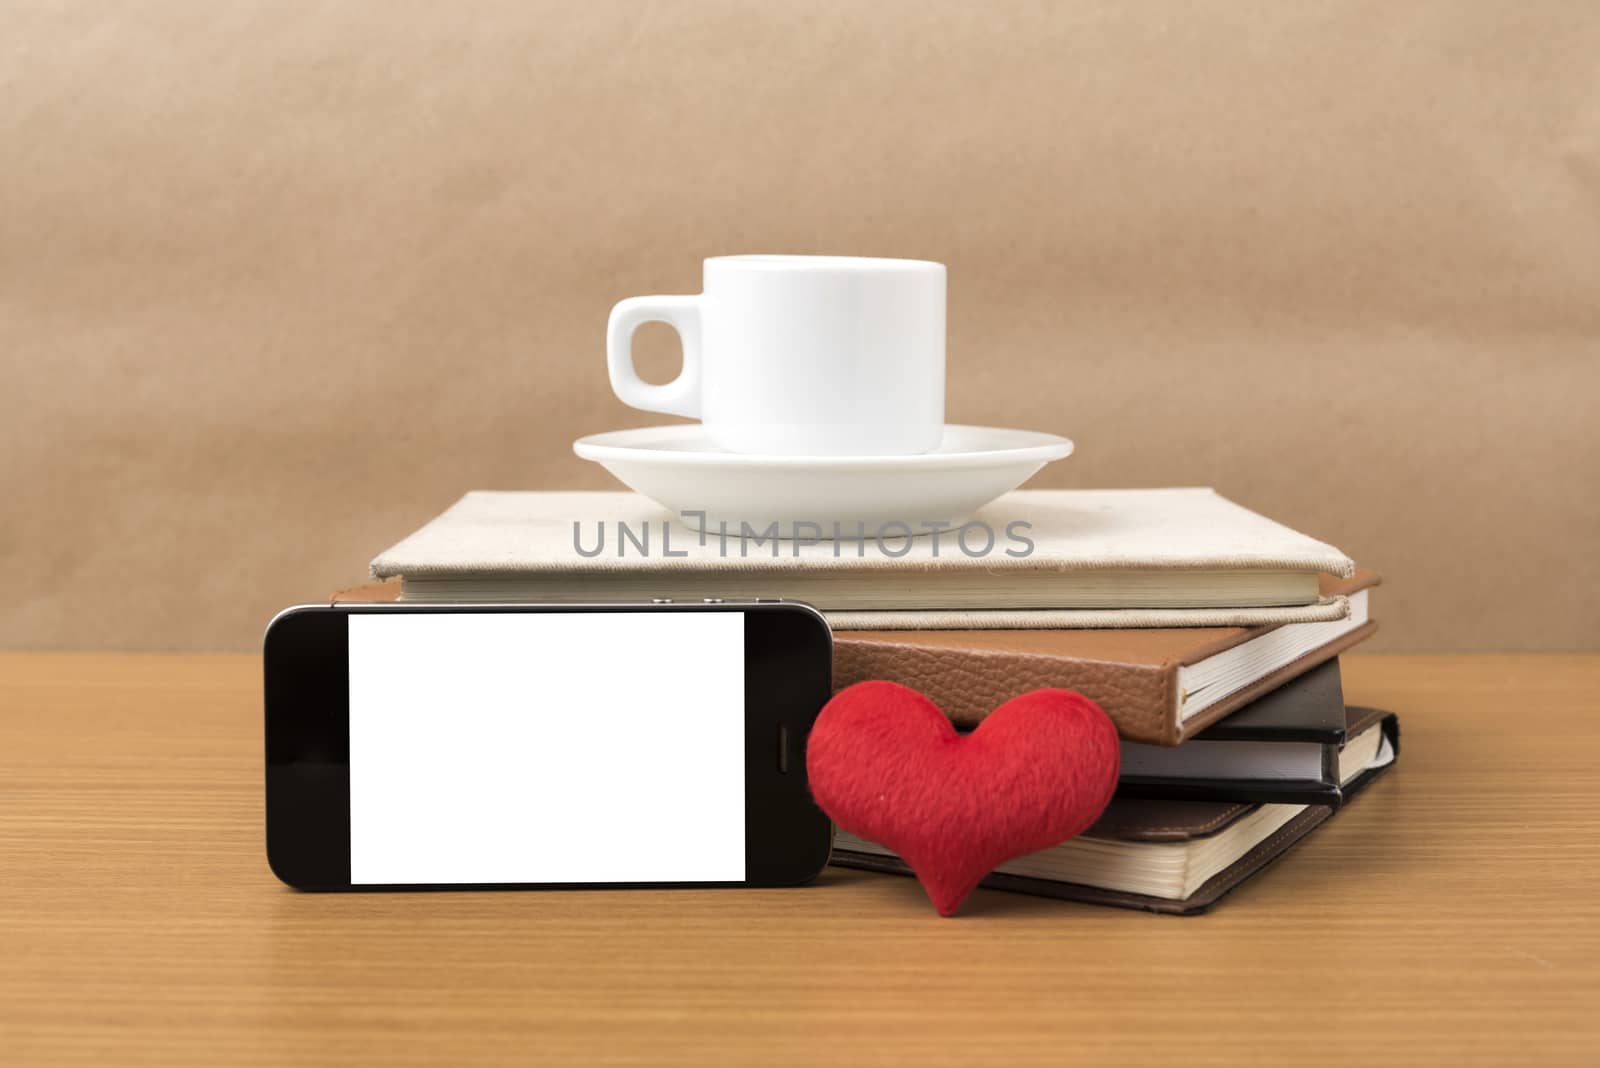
[606, 296, 702, 418]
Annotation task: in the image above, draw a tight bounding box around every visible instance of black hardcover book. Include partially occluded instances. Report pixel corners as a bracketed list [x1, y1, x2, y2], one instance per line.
[1115, 660, 1360, 806]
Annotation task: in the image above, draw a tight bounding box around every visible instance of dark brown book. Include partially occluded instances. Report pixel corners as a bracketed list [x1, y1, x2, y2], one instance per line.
[832, 706, 1400, 915]
[833, 571, 1379, 745]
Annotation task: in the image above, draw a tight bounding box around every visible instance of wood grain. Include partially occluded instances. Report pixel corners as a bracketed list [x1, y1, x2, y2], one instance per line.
[1, 654, 1597, 1066]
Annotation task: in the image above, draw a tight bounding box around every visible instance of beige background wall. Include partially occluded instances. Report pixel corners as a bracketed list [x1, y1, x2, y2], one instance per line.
[4, 1, 1597, 652]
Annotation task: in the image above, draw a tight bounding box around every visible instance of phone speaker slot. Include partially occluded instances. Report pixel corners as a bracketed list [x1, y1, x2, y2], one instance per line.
[777, 724, 790, 774]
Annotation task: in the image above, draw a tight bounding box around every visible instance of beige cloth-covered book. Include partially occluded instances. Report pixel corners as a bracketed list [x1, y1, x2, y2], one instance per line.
[369, 489, 1357, 630]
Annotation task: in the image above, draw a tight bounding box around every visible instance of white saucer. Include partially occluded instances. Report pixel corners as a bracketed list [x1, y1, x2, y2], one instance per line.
[572, 424, 1073, 538]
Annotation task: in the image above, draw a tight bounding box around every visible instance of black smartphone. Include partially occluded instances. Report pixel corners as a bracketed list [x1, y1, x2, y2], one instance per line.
[264, 600, 833, 890]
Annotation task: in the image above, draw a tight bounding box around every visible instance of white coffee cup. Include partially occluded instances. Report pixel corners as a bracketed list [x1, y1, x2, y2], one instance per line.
[606, 255, 945, 456]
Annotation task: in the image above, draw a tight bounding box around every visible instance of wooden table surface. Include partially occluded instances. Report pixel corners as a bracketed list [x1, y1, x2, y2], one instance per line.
[2, 653, 1598, 1066]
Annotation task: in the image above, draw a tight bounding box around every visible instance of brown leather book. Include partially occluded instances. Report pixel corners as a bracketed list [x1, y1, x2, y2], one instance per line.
[332, 572, 1377, 746]
[833, 571, 1379, 746]
[832, 706, 1400, 915]
[332, 581, 402, 604]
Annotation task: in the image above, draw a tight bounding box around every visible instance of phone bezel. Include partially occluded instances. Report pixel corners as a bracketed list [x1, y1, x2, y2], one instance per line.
[264, 601, 834, 891]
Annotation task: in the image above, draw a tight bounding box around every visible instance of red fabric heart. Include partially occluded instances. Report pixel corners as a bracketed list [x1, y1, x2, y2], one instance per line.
[808, 681, 1120, 916]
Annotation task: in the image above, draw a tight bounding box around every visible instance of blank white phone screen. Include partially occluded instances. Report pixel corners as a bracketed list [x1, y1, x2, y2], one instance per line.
[348, 611, 745, 884]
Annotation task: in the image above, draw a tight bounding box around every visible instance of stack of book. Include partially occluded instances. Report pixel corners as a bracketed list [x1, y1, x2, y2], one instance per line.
[351, 487, 1398, 914]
